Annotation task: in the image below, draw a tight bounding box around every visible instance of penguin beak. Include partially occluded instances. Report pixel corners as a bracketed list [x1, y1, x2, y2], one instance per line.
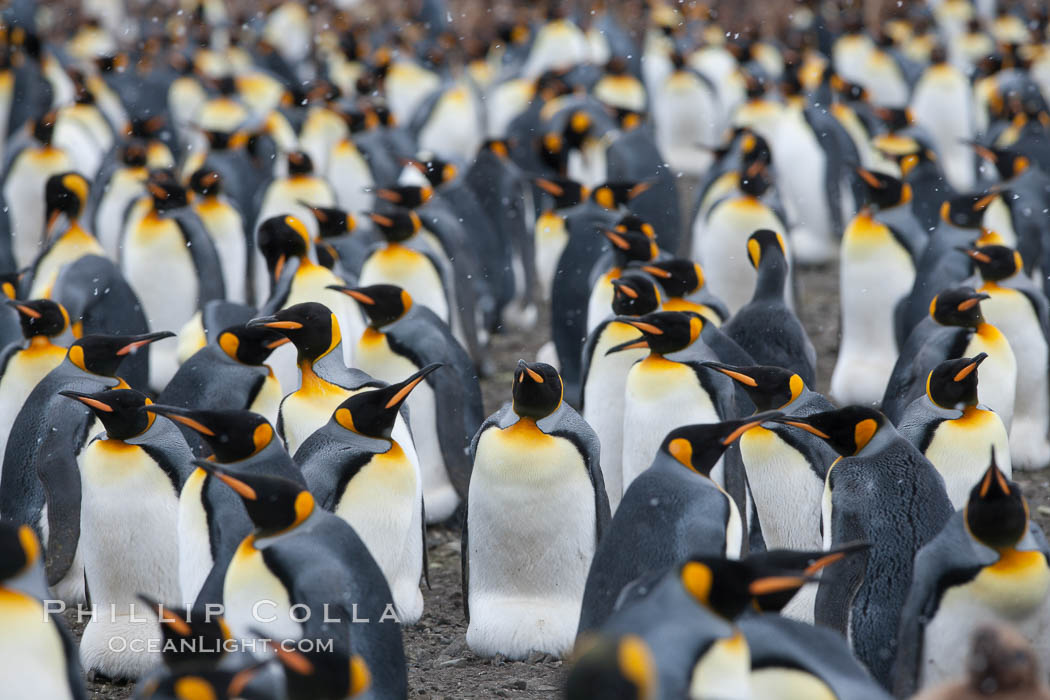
[603, 230, 631, 250]
[956, 247, 992, 264]
[748, 575, 810, 596]
[803, 541, 870, 575]
[273, 254, 286, 280]
[376, 188, 401, 203]
[515, 359, 545, 384]
[145, 405, 215, 436]
[5, 299, 41, 319]
[385, 364, 442, 410]
[117, 331, 175, 355]
[958, 293, 991, 311]
[611, 279, 639, 298]
[954, 353, 988, 382]
[775, 417, 831, 439]
[605, 335, 648, 355]
[247, 315, 303, 331]
[326, 285, 374, 305]
[640, 264, 671, 279]
[367, 212, 394, 228]
[854, 167, 883, 188]
[701, 362, 758, 387]
[58, 390, 113, 413]
[618, 318, 664, 335]
[135, 593, 192, 636]
[266, 337, 290, 350]
[46, 208, 62, 234]
[720, 410, 784, 445]
[193, 459, 258, 500]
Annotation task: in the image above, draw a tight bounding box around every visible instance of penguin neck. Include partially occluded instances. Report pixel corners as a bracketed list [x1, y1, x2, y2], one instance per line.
[298, 357, 341, 396]
[25, 335, 58, 352]
[751, 256, 788, 301]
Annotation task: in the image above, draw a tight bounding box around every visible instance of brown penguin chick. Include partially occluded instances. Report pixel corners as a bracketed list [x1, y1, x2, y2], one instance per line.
[912, 624, 1050, 699]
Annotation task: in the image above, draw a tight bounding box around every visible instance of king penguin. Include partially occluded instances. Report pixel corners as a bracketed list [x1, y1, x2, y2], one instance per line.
[332, 283, 482, 523]
[464, 361, 610, 659]
[60, 388, 192, 680]
[898, 354, 1012, 508]
[296, 366, 440, 626]
[27, 171, 104, 299]
[188, 168, 248, 305]
[894, 455, 1050, 696]
[640, 258, 728, 325]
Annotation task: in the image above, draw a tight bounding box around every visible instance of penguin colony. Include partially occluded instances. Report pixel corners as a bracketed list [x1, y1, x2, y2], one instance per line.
[3, 0, 1050, 699]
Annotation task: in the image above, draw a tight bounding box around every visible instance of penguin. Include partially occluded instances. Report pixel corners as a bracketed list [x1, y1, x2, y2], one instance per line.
[121, 173, 225, 389]
[652, 52, 721, 176]
[722, 229, 816, 387]
[0, 521, 86, 700]
[578, 413, 780, 633]
[532, 176, 589, 300]
[263, 633, 373, 700]
[831, 168, 920, 406]
[189, 168, 248, 305]
[296, 366, 439, 625]
[0, 298, 68, 485]
[141, 405, 304, 608]
[133, 594, 238, 674]
[780, 406, 954, 686]
[609, 311, 743, 493]
[584, 223, 661, 336]
[157, 324, 287, 454]
[464, 361, 610, 659]
[963, 245, 1050, 469]
[332, 283, 482, 523]
[0, 330, 173, 604]
[92, 141, 148, 257]
[580, 274, 662, 511]
[173, 300, 258, 370]
[910, 55, 975, 190]
[883, 287, 1017, 428]
[894, 456, 1050, 696]
[132, 667, 264, 700]
[26, 171, 104, 299]
[198, 463, 407, 698]
[639, 258, 728, 325]
[413, 78, 485, 164]
[565, 633, 657, 700]
[60, 388, 192, 680]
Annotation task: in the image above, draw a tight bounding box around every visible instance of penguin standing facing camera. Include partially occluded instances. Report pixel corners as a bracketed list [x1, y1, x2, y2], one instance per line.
[894, 456, 1050, 696]
[465, 361, 610, 659]
[898, 355, 1012, 508]
[297, 366, 440, 625]
[27, 171, 104, 299]
[722, 229, 816, 387]
[61, 389, 192, 680]
[0, 521, 86, 700]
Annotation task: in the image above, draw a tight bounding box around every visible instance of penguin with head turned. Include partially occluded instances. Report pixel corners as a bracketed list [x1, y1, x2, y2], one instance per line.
[0, 520, 86, 700]
[0, 330, 172, 604]
[780, 405, 954, 687]
[898, 354, 1011, 508]
[585, 218, 661, 336]
[578, 413, 782, 634]
[464, 361, 610, 659]
[722, 229, 816, 387]
[198, 463, 407, 698]
[639, 258, 727, 325]
[580, 273, 661, 510]
[331, 283, 481, 523]
[894, 455, 1050, 697]
[296, 366, 439, 625]
[60, 388, 192, 680]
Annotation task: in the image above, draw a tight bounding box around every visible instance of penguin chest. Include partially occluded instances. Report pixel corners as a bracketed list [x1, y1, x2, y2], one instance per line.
[982, 197, 1017, 247]
[749, 668, 836, 700]
[980, 287, 1046, 375]
[585, 269, 619, 333]
[689, 631, 751, 700]
[31, 226, 105, 298]
[924, 408, 1011, 508]
[469, 421, 596, 600]
[535, 212, 568, 296]
[700, 198, 785, 313]
[80, 440, 181, 603]
[361, 246, 448, 321]
[0, 590, 74, 700]
[123, 215, 198, 331]
[224, 539, 299, 641]
[965, 324, 1017, 424]
[329, 141, 374, 212]
[0, 344, 66, 435]
[194, 199, 246, 303]
[740, 427, 825, 551]
[249, 370, 283, 427]
[282, 383, 353, 454]
[177, 467, 213, 605]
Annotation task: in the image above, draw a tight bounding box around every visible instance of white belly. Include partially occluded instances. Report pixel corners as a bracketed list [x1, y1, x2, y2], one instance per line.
[249, 371, 284, 427]
[281, 384, 352, 455]
[689, 632, 752, 700]
[359, 248, 449, 322]
[4, 149, 73, 268]
[0, 348, 65, 487]
[982, 197, 1017, 248]
[197, 202, 247, 304]
[329, 140, 375, 213]
[965, 327, 1017, 430]
[911, 70, 975, 190]
[749, 668, 836, 700]
[0, 591, 75, 700]
[773, 111, 832, 264]
[418, 85, 483, 163]
[466, 422, 596, 659]
[585, 274, 617, 335]
[223, 539, 300, 643]
[177, 467, 213, 606]
[925, 409, 1012, 508]
[535, 212, 569, 301]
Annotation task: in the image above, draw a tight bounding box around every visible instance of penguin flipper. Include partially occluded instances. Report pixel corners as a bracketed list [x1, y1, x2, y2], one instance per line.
[460, 499, 469, 622]
[37, 429, 84, 586]
[421, 500, 430, 590]
[545, 403, 611, 543]
[814, 480, 869, 637]
[172, 209, 226, 303]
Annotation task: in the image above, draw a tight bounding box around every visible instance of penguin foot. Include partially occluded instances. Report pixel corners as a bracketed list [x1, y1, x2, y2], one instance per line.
[80, 616, 163, 681]
[465, 597, 579, 660]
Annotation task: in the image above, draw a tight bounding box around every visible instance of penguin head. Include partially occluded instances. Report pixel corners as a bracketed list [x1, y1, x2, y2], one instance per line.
[31, 111, 57, 146]
[216, 324, 289, 365]
[334, 365, 440, 439]
[959, 245, 1022, 283]
[0, 521, 40, 581]
[941, 191, 998, 228]
[612, 107, 644, 132]
[534, 177, 589, 210]
[738, 158, 772, 197]
[610, 274, 661, 316]
[678, 557, 806, 621]
[409, 157, 457, 187]
[538, 132, 568, 174]
[854, 168, 912, 210]
[660, 412, 784, 476]
[69, 331, 175, 376]
[148, 406, 277, 462]
[702, 362, 806, 411]
[926, 354, 986, 410]
[267, 636, 371, 700]
[591, 182, 650, 211]
[287, 150, 315, 176]
[874, 106, 914, 133]
[738, 130, 772, 166]
[136, 594, 233, 670]
[135, 667, 260, 700]
[374, 185, 433, 210]
[193, 462, 314, 537]
[745, 229, 787, 269]
[603, 228, 659, 267]
[59, 389, 154, 440]
[44, 172, 90, 228]
[256, 215, 311, 279]
[300, 203, 356, 239]
[965, 451, 1028, 551]
[607, 311, 703, 356]
[120, 140, 149, 168]
[329, 284, 412, 328]
[929, 287, 989, 327]
[188, 168, 222, 198]
[248, 302, 340, 363]
[566, 634, 657, 700]
[639, 259, 705, 297]
[779, 406, 886, 456]
[512, 360, 563, 419]
[969, 142, 1030, 180]
[564, 110, 594, 149]
[367, 209, 421, 243]
[146, 172, 190, 213]
[6, 298, 69, 339]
